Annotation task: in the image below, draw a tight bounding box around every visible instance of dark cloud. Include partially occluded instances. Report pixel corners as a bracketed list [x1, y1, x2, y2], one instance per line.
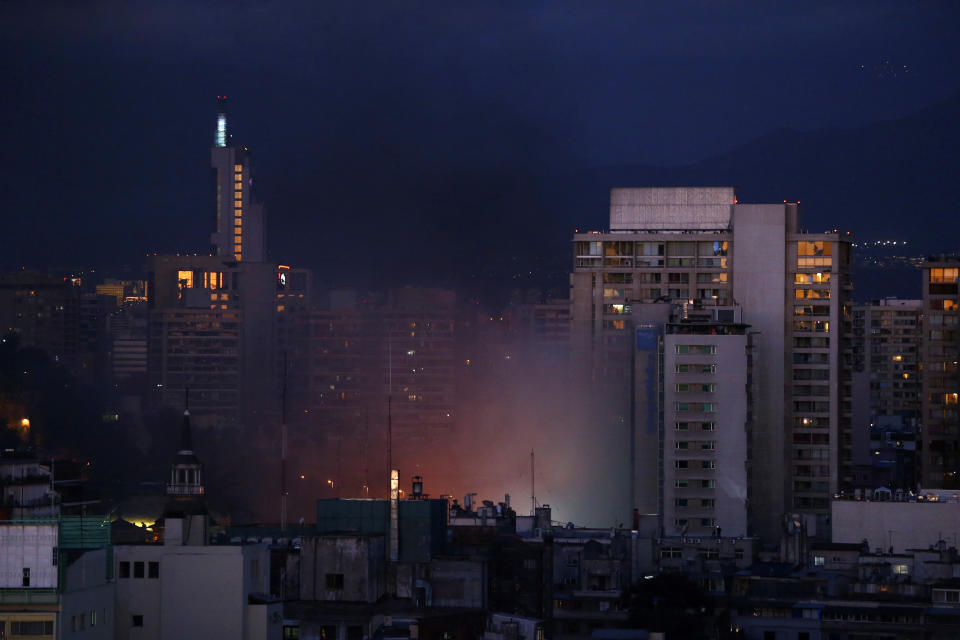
[1, 1, 958, 270]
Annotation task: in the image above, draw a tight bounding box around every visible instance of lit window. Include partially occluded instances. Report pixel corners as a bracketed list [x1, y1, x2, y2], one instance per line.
[798, 241, 832, 257]
[931, 268, 959, 283]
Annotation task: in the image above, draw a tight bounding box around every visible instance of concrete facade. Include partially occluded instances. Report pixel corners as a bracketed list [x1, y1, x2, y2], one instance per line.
[831, 499, 960, 553]
[663, 324, 749, 537]
[571, 188, 851, 542]
[609, 187, 735, 231]
[0, 523, 58, 589]
[113, 542, 275, 640]
[299, 535, 386, 603]
[59, 548, 114, 640]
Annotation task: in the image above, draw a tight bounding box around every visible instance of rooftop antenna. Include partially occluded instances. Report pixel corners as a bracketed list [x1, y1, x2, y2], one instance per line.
[181, 386, 192, 451]
[387, 334, 393, 492]
[363, 406, 369, 496]
[531, 449, 536, 516]
[280, 353, 288, 533]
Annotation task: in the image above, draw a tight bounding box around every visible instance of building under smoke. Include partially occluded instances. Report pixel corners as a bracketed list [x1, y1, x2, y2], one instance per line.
[571, 187, 853, 543]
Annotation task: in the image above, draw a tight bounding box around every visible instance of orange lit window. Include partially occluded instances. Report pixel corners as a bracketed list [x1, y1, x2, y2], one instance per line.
[931, 268, 959, 283]
[797, 242, 832, 269]
[234, 164, 243, 172]
[177, 270, 194, 288]
[798, 241, 832, 257]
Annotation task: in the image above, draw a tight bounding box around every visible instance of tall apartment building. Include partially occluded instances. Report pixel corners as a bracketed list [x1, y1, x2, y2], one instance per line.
[854, 299, 922, 416]
[146, 255, 281, 428]
[851, 298, 921, 487]
[209, 96, 266, 262]
[920, 256, 960, 489]
[662, 311, 750, 538]
[571, 187, 852, 541]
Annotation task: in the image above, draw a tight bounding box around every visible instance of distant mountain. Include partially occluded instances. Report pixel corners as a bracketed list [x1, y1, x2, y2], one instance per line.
[271, 91, 959, 303]
[554, 89, 960, 245]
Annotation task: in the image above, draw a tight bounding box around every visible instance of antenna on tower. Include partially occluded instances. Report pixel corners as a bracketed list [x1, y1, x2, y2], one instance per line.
[363, 406, 370, 497]
[387, 334, 393, 493]
[531, 449, 536, 516]
[280, 352, 288, 533]
[215, 95, 229, 148]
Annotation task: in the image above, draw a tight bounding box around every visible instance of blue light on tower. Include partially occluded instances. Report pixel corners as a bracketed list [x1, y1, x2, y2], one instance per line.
[216, 115, 227, 147]
[215, 95, 228, 147]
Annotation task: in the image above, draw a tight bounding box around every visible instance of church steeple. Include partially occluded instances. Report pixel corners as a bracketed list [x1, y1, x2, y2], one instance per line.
[167, 392, 203, 497]
[163, 394, 208, 546]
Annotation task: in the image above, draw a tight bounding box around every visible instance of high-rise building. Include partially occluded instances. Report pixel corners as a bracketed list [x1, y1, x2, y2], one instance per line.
[209, 96, 266, 262]
[853, 299, 922, 417]
[920, 256, 960, 489]
[145, 101, 309, 430]
[850, 298, 921, 488]
[146, 255, 280, 429]
[662, 309, 751, 538]
[571, 187, 853, 541]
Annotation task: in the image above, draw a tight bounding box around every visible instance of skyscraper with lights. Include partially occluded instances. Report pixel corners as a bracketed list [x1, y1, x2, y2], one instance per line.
[210, 96, 266, 262]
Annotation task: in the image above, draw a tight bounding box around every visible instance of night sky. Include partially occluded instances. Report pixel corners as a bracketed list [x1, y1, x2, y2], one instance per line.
[3, 1, 959, 290]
